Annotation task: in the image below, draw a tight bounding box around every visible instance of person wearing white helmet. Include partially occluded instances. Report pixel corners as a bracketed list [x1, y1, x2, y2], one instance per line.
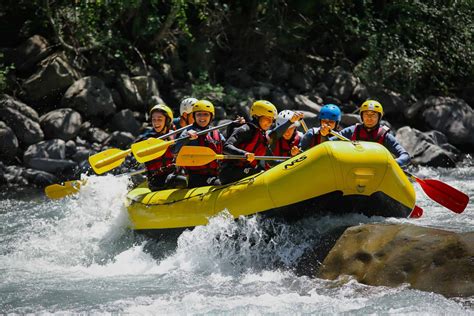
[173, 97, 197, 128]
[271, 110, 304, 157]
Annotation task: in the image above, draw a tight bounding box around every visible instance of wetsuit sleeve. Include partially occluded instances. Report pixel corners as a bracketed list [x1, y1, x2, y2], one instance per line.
[300, 128, 316, 151]
[329, 126, 355, 141]
[384, 133, 411, 167]
[223, 125, 253, 156]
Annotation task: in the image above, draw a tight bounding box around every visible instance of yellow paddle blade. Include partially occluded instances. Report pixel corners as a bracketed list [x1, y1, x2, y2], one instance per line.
[176, 146, 220, 166]
[88, 148, 131, 174]
[44, 180, 84, 200]
[131, 138, 174, 163]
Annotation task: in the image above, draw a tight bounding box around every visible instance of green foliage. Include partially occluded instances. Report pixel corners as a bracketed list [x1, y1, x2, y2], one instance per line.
[0, 53, 15, 93]
[191, 72, 224, 100]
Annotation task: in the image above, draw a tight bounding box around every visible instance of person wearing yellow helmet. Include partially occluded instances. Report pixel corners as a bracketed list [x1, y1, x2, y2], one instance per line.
[220, 100, 291, 184]
[174, 100, 226, 187]
[135, 104, 186, 191]
[335, 100, 411, 166]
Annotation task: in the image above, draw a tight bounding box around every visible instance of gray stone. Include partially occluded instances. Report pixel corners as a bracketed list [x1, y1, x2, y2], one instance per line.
[23, 53, 79, 101]
[319, 223, 474, 298]
[0, 94, 40, 122]
[27, 158, 77, 174]
[72, 147, 91, 163]
[294, 94, 322, 114]
[131, 76, 161, 107]
[23, 139, 66, 165]
[13, 35, 52, 72]
[40, 108, 82, 141]
[328, 67, 358, 102]
[0, 97, 44, 145]
[23, 168, 58, 186]
[65, 140, 77, 158]
[62, 76, 116, 118]
[396, 126, 457, 167]
[110, 109, 141, 136]
[116, 74, 144, 110]
[104, 131, 135, 149]
[271, 91, 296, 110]
[0, 121, 19, 162]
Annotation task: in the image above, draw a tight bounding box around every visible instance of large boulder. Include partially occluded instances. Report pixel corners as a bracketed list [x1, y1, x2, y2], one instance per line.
[396, 126, 458, 167]
[326, 67, 358, 102]
[116, 74, 144, 111]
[23, 53, 80, 101]
[40, 108, 82, 141]
[23, 139, 77, 173]
[12, 35, 52, 72]
[109, 109, 141, 136]
[0, 121, 19, 162]
[0, 94, 43, 145]
[366, 88, 408, 119]
[62, 76, 116, 118]
[319, 223, 474, 298]
[406, 96, 474, 148]
[131, 76, 163, 107]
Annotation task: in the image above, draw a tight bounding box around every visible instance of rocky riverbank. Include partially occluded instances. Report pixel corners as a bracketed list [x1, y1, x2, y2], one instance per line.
[1, 35, 473, 188]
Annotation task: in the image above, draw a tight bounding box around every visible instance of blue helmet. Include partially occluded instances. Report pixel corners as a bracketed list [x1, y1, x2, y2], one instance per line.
[319, 104, 341, 123]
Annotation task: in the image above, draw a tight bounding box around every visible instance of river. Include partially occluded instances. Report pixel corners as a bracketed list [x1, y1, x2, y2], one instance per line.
[1, 160, 473, 314]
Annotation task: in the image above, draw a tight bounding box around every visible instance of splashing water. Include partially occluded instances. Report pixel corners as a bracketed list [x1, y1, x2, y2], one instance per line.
[0, 166, 472, 313]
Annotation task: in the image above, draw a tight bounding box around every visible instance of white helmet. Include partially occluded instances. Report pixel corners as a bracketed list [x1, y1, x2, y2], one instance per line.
[179, 97, 198, 115]
[276, 110, 300, 128]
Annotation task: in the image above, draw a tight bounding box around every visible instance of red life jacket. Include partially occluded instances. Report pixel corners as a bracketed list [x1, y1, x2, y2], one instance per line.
[145, 146, 175, 175]
[236, 127, 268, 168]
[144, 129, 175, 175]
[350, 123, 390, 144]
[273, 131, 302, 157]
[187, 130, 223, 175]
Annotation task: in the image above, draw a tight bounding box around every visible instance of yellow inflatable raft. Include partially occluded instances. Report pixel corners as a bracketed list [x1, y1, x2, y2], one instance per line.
[126, 141, 416, 233]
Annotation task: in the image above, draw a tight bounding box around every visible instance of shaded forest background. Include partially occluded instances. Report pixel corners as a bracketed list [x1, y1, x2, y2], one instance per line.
[1, 0, 473, 102]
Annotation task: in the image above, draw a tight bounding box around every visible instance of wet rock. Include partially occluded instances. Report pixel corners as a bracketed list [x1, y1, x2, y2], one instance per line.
[23, 168, 58, 186]
[340, 113, 361, 128]
[40, 108, 82, 141]
[24, 139, 66, 162]
[4, 165, 28, 186]
[71, 146, 91, 163]
[12, 35, 52, 72]
[23, 53, 80, 101]
[109, 109, 141, 136]
[0, 121, 19, 162]
[319, 223, 474, 298]
[0, 95, 43, 145]
[397, 126, 458, 167]
[65, 140, 77, 158]
[62, 76, 116, 118]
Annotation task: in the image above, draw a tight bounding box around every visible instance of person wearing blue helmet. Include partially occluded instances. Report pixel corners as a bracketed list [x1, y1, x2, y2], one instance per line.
[300, 104, 342, 151]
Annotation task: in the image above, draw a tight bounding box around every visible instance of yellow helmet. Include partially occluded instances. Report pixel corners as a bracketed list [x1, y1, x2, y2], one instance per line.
[149, 104, 174, 122]
[250, 100, 277, 119]
[192, 100, 215, 116]
[360, 100, 383, 117]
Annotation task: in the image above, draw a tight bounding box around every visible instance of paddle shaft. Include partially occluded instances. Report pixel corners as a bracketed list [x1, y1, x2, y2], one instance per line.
[216, 154, 288, 161]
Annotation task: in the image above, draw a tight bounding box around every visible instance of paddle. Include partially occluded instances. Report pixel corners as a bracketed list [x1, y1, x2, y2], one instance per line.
[89, 124, 192, 174]
[44, 169, 146, 200]
[176, 146, 289, 167]
[132, 120, 238, 164]
[329, 130, 469, 214]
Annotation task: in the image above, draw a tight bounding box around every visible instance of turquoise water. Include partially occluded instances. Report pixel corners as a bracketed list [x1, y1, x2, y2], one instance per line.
[1, 162, 473, 314]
